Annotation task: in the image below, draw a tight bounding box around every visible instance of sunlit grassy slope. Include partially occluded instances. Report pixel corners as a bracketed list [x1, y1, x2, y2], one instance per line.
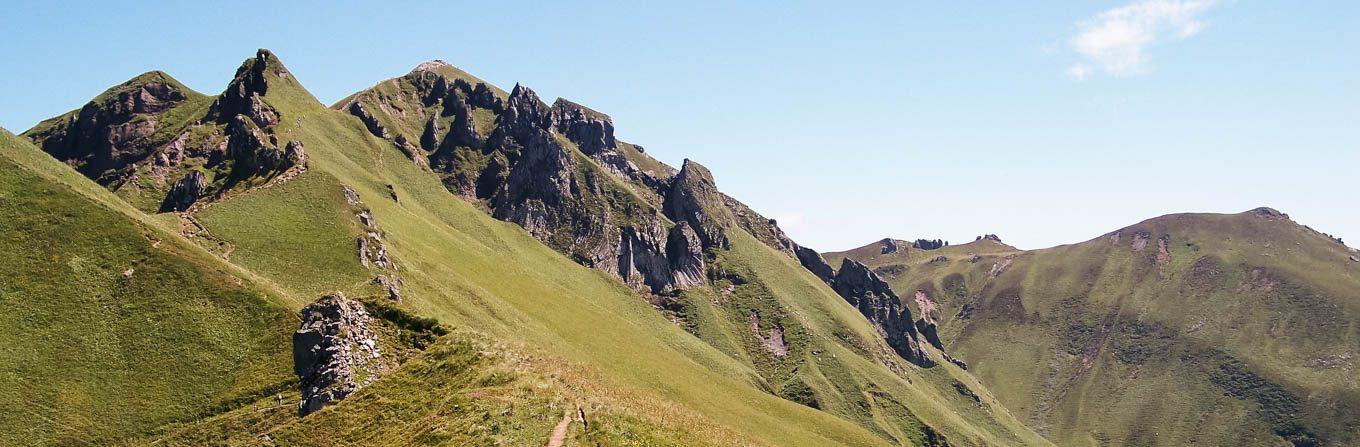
[0, 130, 295, 446]
[832, 211, 1360, 446]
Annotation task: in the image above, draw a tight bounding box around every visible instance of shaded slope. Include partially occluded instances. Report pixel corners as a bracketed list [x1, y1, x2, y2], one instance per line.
[837, 209, 1360, 446]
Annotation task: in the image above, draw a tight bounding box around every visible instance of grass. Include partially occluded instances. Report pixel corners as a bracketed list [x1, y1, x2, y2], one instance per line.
[0, 132, 295, 446]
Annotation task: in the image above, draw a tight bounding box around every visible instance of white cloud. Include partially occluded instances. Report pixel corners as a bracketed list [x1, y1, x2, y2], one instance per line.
[1066, 64, 1094, 81]
[1067, 0, 1216, 80]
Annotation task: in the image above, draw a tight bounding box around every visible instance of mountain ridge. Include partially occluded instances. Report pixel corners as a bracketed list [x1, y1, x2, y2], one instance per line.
[5, 48, 1052, 446]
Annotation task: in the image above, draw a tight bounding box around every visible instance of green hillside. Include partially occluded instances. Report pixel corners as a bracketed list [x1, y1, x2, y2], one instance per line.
[0, 129, 294, 446]
[831, 210, 1360, 446]
[7, 50, 1053, 446]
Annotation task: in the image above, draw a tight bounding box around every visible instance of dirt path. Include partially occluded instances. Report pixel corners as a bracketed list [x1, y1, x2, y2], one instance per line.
[546, 409, 572, 447]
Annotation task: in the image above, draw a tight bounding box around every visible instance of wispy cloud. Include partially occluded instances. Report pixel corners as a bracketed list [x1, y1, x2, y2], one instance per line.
[1067, 0, 1217, 80]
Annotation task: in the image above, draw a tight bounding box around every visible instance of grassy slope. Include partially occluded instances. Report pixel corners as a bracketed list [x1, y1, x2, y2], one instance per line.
[174, 60, 1051, 446]
[0, 131, 296, 446]
[834, 212, 1360, 446]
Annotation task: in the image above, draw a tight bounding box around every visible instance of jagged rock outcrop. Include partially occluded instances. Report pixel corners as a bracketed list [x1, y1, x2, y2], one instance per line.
[550, 98, 616, 155]
[208, 49, 286, 124]
[833, 258, 932, 367]
[161, 170, 207, 212]
[293, 293, 383, 415]
[25, 49, 308, 215]
[881, 238, 900, 254]
[664, 160, 730, 249]
[339, 69, 855, 296]
[199, 50, 306, 187]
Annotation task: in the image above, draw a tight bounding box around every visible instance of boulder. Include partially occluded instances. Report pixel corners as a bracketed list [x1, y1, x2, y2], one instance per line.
[293, 293, 383, 415]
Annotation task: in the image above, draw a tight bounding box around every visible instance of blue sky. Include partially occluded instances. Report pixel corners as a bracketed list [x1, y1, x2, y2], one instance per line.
[2, 1, 1356, 250]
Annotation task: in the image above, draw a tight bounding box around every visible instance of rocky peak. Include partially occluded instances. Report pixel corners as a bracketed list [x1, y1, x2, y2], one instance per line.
[834, 258, 896, 298]
[504, 84, 551, 127]
[664, 159, 731, 249]
[411, 59, 452, 73]
[25, 71, 195, 181]
[880, 238, 900, 254]
[833, 258, 931, 367]
[208, 49, 289, 124]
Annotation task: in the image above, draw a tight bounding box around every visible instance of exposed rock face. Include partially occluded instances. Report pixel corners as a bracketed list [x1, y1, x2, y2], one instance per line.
[212, 51, 305, 180]
[989, 257, 1013, 278]
[341, 78, 713, 295]
[913, 291, 947, 351]
[161, 170, 207, 212]
[748, 310, 790, 357]
[293, 293, 383, 415]
[833, 258, 931, 366]
[1131, 231, 1151, 251]
[881, 238, 900, 254]
[976, 234, 1002, 242]
[795, 246, 836, 282]
[1250, 206, 1289, 220]
[26, 51, 307, 215]
[338, 69, 851, 297]
[666, 222, 707, 288]
[550, 98, 616, 155]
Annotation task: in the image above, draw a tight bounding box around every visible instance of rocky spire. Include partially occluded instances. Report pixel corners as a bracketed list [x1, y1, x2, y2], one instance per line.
[833, 258, 931, 367]
[664, 159, 731, 249]
[208, 49, 290, 125]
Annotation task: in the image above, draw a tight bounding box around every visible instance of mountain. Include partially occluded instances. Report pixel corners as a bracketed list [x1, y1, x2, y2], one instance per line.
[5, 50, 1051, 446]
[829, 210, 1360, 446]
